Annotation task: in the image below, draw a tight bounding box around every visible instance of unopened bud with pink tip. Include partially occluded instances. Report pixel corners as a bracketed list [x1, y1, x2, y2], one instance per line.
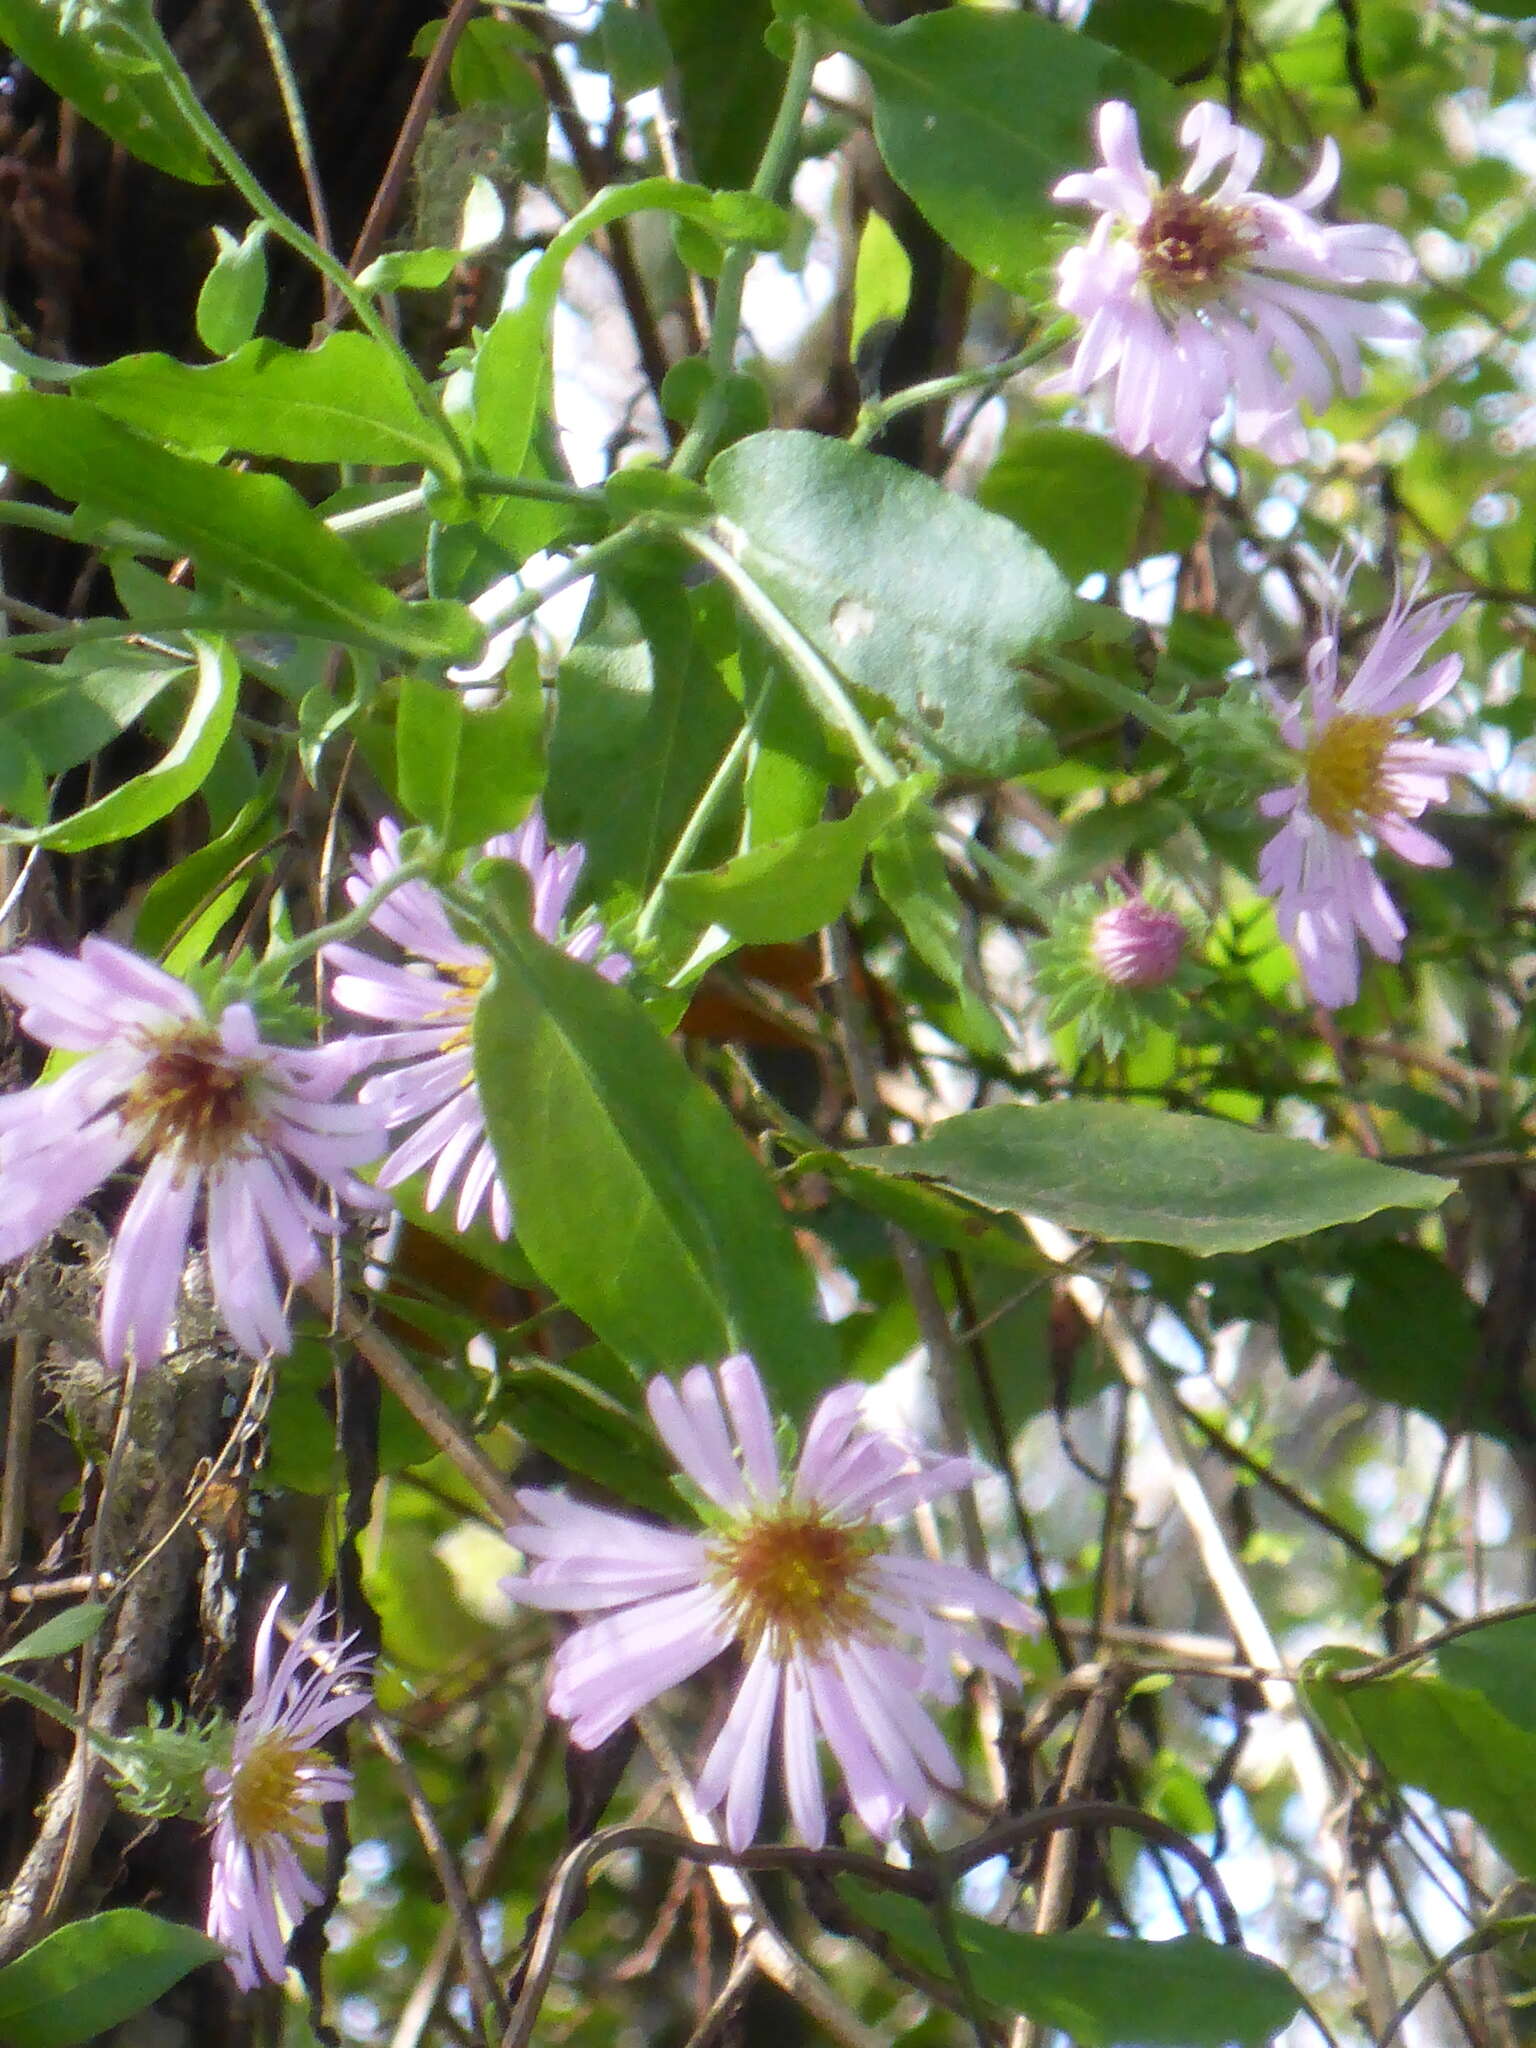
[1033, 886, 1205, 1057]
[1090, 896, 1187, 989]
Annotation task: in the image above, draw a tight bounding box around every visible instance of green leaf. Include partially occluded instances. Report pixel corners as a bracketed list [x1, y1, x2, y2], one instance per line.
[133, 769, 282, 955]
[800, 1153, 1046, 1270]
[499, 1357, 679, 1519]
[0, 0, 214, 185]
[600, 0, 672, 98]
[1310, 1662, 1536, 1881]
[0, 1910, 221, 2048]
[547, 580, 741, 900]
[1, 635, 238, 852]
[473, 180, 789, 477]
[0, 735, 46, 824]
[850, 209, 914, 364]
[1339, 1242, 1506, 1438]
[0, 395, 476, 662]
[707, 432, 1073, 774]
[357, 246, 461, 295]
[977, 427, 1152, 585]
[0, 1603, 107, 1668]
[395, 645, 544, 849]
[849, 1102, 1452, 1255]
[803, 6, 1175, 293]
[75, 335, 459, 473]
[840, 1886, 1299, 2046]
[472, 862, 837, 1413]
[1084, 0, 1224, 78]
[0, 649, 186, 778]
[872, 816, 1010, 1056]
[654, 0, 784, 188]
[1438, 1613, 1536, 1737]
[195, 223, 269, 356]
[666, 779, 929, 943]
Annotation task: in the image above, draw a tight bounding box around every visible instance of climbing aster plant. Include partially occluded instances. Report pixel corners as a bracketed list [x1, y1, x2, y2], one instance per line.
[0, 4, 1532, 2047]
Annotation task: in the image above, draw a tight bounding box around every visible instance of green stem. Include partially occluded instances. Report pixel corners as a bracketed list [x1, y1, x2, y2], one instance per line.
[243, 0, 332, 267]
[244, 851, 439, 990]
[0, 501, 82, 542]
[121, 14, 462, 467]
[632, 673, 780, 947]
[1041, 651, 1184, 743]
[669, 24, 820, 479]
[0, 611, 345, 658]
[325, 486, 428, 534]
[680, 525, 900, 788]
[849, 319, 1074, 451]
[450, 521, 654, 664]
[466, 471, 607, 510]
[0, 1669, 82, 1734]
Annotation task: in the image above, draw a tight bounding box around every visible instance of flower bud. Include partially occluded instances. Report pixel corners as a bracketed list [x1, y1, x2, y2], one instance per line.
[1089, 897, 1186, 990]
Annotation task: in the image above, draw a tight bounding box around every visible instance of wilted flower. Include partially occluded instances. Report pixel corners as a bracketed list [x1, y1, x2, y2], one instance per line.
[0, 939, 384, 1368]
[327, 812, 627, 1240]
[1050, 99, 1416, 479]
[505, 1354, 1033, 1850]
[206, 1588, 371, 1991]
[1257, 565, 1471, 1007]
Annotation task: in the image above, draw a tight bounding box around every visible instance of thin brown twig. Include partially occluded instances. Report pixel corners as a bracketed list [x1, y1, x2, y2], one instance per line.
[1014, 1673, 1131, 2048]
[367, 1714, 510, 2038]
[388, 1707, 556, 2048]
[500, 1797, 1249, 2047]
[1329, 1595, 1536, 1688]
[524, 36, 676, 429]
[311, 1280, 523, 1527]
[0, 1331, 37, 1579]
[347, 0, 481, 281]
[1174, 1395, 1456, 1622]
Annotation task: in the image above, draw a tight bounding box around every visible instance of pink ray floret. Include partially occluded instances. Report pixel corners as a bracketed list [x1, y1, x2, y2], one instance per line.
[1050, 100, 1418, 480]
[0, 937, 385, 1368]
[205, 1587, 372, 1990]
[327, 811, 628, 1241]
[504, 1353, 1035, 1850]
[1257, 564, 1473, 1007]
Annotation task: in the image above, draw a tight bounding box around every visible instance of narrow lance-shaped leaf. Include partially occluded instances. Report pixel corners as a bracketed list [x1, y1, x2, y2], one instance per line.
[841, 1884, 1300, 2048]
[0, 1603, 108, 1667]
[0, 635, 238, 853]
[0, 394, 476, 662]
[0, 0, 214, 184]
[664, 779, 931, 943]
[473, 179, 788, 477]
[850, 1101, 1453, 1255]
[471, 861, 836, 1415]
[74, 335, 460, 474]
[0, 1910, 222, 2048]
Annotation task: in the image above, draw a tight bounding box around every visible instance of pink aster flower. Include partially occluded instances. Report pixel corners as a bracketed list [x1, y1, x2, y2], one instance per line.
[0, 938, 384, 1369]
[505, 1354, 1034, 1850]
[1050, 100, 1417, 480]
[1257, 565, 1472, 1008]
[327, 811, 628, 1240]
[205, 1587, 372, 1991]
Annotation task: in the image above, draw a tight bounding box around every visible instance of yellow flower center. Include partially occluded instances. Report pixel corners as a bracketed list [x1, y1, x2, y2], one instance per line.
[229, 1732, 325, 1845]
[1303, 712, 1397, 833]
[437, 960, 490, 1056]
[121, 1025, 265, 1167]
[1135, 189, 1252, 298]
[709, 1507, 881, 1659]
